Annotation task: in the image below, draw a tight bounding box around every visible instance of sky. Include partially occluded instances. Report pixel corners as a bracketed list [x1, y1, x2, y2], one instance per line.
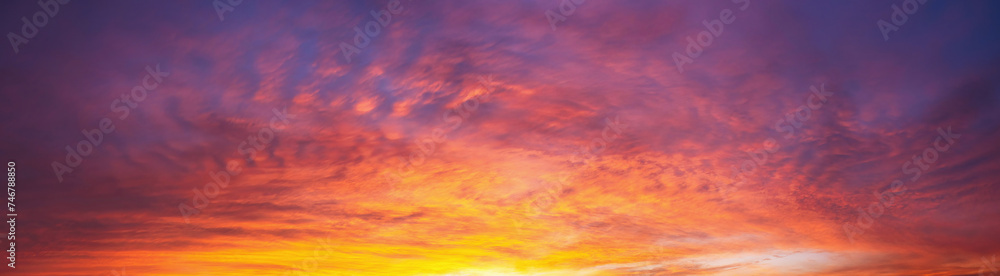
[1, 0, 1000, 275]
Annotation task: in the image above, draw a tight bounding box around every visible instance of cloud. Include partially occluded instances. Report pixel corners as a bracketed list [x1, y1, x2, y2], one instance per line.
[1, 0, 1000, 275]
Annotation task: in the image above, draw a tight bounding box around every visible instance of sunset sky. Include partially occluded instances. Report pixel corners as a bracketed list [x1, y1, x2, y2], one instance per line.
[2, 0, 1000, 275]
